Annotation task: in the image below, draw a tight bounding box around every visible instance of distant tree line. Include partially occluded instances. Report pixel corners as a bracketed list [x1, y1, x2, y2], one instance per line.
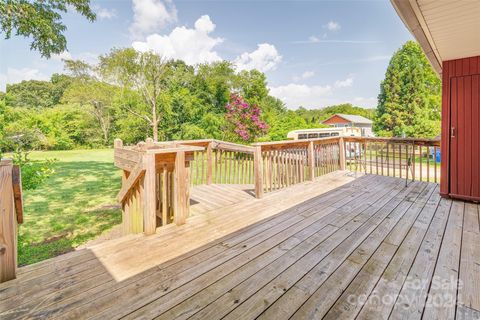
[0, 41, 442, 153]
[0, 49, 318, 152]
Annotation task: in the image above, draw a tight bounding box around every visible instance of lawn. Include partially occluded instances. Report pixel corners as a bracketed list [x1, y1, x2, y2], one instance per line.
[18, 149, 122, 266]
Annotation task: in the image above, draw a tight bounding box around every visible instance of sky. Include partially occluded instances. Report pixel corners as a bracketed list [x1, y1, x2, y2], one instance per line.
[0, 0, 413, 109]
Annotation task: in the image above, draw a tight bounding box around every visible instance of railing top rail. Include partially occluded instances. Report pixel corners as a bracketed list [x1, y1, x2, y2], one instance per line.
[212, 140, 255, 153]
[252, 136, 341, 151]
[145, 145, 205, 154]
[343, 136, 441, 146]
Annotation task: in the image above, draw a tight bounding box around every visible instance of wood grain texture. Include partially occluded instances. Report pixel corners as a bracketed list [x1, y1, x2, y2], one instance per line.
[3, 173, 476, 319]
[0, 160, 17, 283]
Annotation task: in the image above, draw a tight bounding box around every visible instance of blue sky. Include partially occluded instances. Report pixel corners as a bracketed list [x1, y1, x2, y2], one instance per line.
[0, 0, 413, 109]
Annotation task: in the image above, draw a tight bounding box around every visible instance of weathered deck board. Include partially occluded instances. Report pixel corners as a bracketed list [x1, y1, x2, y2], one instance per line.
[0, 174, 477, 320]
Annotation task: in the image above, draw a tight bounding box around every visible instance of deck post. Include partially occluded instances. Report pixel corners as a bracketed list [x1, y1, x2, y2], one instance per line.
[174, 151, 189, 225]
[308, 141, 315, 181]
[254, 146, 264, 199]
[206, 141, 213, 185]
[339, 137, 346, 170]
[143, 153, 157, 235]
[0, 159, 18, 283]
[114, 138, 123, 149]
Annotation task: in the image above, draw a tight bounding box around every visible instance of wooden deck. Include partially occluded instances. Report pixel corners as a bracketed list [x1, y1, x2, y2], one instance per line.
[1, 173, 479, 319]
[190, 184, 255, 216]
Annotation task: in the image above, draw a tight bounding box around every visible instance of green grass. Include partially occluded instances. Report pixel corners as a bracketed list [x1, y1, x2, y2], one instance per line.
[18, 149, 122, 266]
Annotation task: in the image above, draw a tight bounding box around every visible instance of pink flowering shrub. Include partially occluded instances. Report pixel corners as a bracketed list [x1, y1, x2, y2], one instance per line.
[225, 93, 268, 142]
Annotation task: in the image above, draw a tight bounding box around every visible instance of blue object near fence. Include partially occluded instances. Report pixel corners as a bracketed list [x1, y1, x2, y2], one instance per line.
[430, 148, 441, 163]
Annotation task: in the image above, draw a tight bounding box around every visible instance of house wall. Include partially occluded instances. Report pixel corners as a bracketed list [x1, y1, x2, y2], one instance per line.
[441, 55, 480, 200]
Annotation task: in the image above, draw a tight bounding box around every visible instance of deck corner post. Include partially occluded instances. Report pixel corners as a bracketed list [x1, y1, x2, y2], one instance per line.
[114, 138, 123, 149]
[0, 159, 18, 283]
[308, 141, 315, 181]
[145, 138, 154, 149]
[339, 137, 346, 171]
[254, 145, 264, 199]
[174, 151, 188, 226]
[143, 153, 157, 235]
[206, 142, 213, 185]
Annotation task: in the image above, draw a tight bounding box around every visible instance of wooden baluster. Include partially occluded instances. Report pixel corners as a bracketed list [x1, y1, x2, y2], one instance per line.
[307, 142, 315, 181]
[338, 138, 346, 171]
[406, 144, 409, 182]
[225, 151, 229, 184]
[426, 146, 430, 182]
[434, 146, 438, 183]
[254, 146, 264, 198]
[268, 153, 272, 188]
[419, 146, 423, 182]
[143, 153, 157, 235]
[174, 151, 188, 226]
[161, 165, 168, 225]
[399, 144, 402, 179]
[386, 143, 390, 177]
[412, 142, 416, 181]
[218, 149, 222, 184]
[0, 160, 18, 283]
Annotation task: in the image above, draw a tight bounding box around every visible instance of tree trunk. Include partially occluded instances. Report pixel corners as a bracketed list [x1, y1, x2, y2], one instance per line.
[152, 103, 158, 142]
[152, 122, 158, 141]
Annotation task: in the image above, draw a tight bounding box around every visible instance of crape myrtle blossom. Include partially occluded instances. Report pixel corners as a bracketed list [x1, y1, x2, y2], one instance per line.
[225, 93, 268, 142]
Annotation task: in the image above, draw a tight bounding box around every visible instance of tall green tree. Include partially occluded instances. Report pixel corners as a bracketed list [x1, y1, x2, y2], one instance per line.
[0, 0, 96, 57]
[5, 75, 73, 108]
[99, 48, 168, 141]
[374, 41, 441, 138]
[62, 81, 117, 144]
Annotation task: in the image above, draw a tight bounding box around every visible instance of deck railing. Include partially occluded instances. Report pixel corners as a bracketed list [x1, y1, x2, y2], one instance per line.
[177, 140, 255, 185]
[253, 137, 343, 196]
[0, 159, 24, 283]
[343, 137, 441, 183]
[114, 139, 257, 234]
[114, 136, 441, 235]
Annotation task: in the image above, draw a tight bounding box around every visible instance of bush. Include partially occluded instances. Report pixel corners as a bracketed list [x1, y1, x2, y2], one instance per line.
[13, 150, 57, 190]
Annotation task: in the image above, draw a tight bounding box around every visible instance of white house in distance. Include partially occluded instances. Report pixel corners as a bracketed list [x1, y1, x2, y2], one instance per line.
[322, 113, 374, 137]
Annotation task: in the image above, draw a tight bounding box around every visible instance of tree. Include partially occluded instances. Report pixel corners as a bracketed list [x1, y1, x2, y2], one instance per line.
[5, 75, 73, 108]
[0, 0, 96, 58]
[62, 80, 117, 144]
[99, 48, 168, 141]
[224, 93, 268, 142]
[295, 103, 375, 125]
[374, 41, 441, 138]
[264, 111, 313, 141]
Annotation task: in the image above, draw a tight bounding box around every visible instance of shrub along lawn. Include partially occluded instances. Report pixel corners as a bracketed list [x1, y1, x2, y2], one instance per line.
[19, 149, 122, 266]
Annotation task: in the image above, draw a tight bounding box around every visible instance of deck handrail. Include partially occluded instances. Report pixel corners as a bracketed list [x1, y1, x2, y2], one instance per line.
[341, 136, 441, 184]
[114, 136, 441, 236]
[0, 159, 24, 283]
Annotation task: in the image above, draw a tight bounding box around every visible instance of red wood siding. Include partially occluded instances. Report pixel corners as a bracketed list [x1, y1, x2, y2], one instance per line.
[322, 115, 351, 125]
[441, 55, 480, 201]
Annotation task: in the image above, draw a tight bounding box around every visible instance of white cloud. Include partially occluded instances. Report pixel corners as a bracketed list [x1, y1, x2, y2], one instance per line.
[132, 15, 223, 65]
[353, 97, 377, 108]
[308, 35, 320, 43]
[269, 83, 332, 109]
[95, 5, 117, 20]
[293, 71, 315, 82]
[234, 43, 282, 72]
[325, 21, 341, 31]
[334, 76, 354, 88]
[0, 68, 49, 91]
[130, 0, 177, 38]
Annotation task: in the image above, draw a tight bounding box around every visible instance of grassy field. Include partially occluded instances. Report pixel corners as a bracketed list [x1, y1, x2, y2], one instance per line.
[18, 149, 122, 266]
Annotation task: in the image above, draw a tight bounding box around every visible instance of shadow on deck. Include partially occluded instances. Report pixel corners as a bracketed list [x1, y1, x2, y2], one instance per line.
[1, 172, 479, 320]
